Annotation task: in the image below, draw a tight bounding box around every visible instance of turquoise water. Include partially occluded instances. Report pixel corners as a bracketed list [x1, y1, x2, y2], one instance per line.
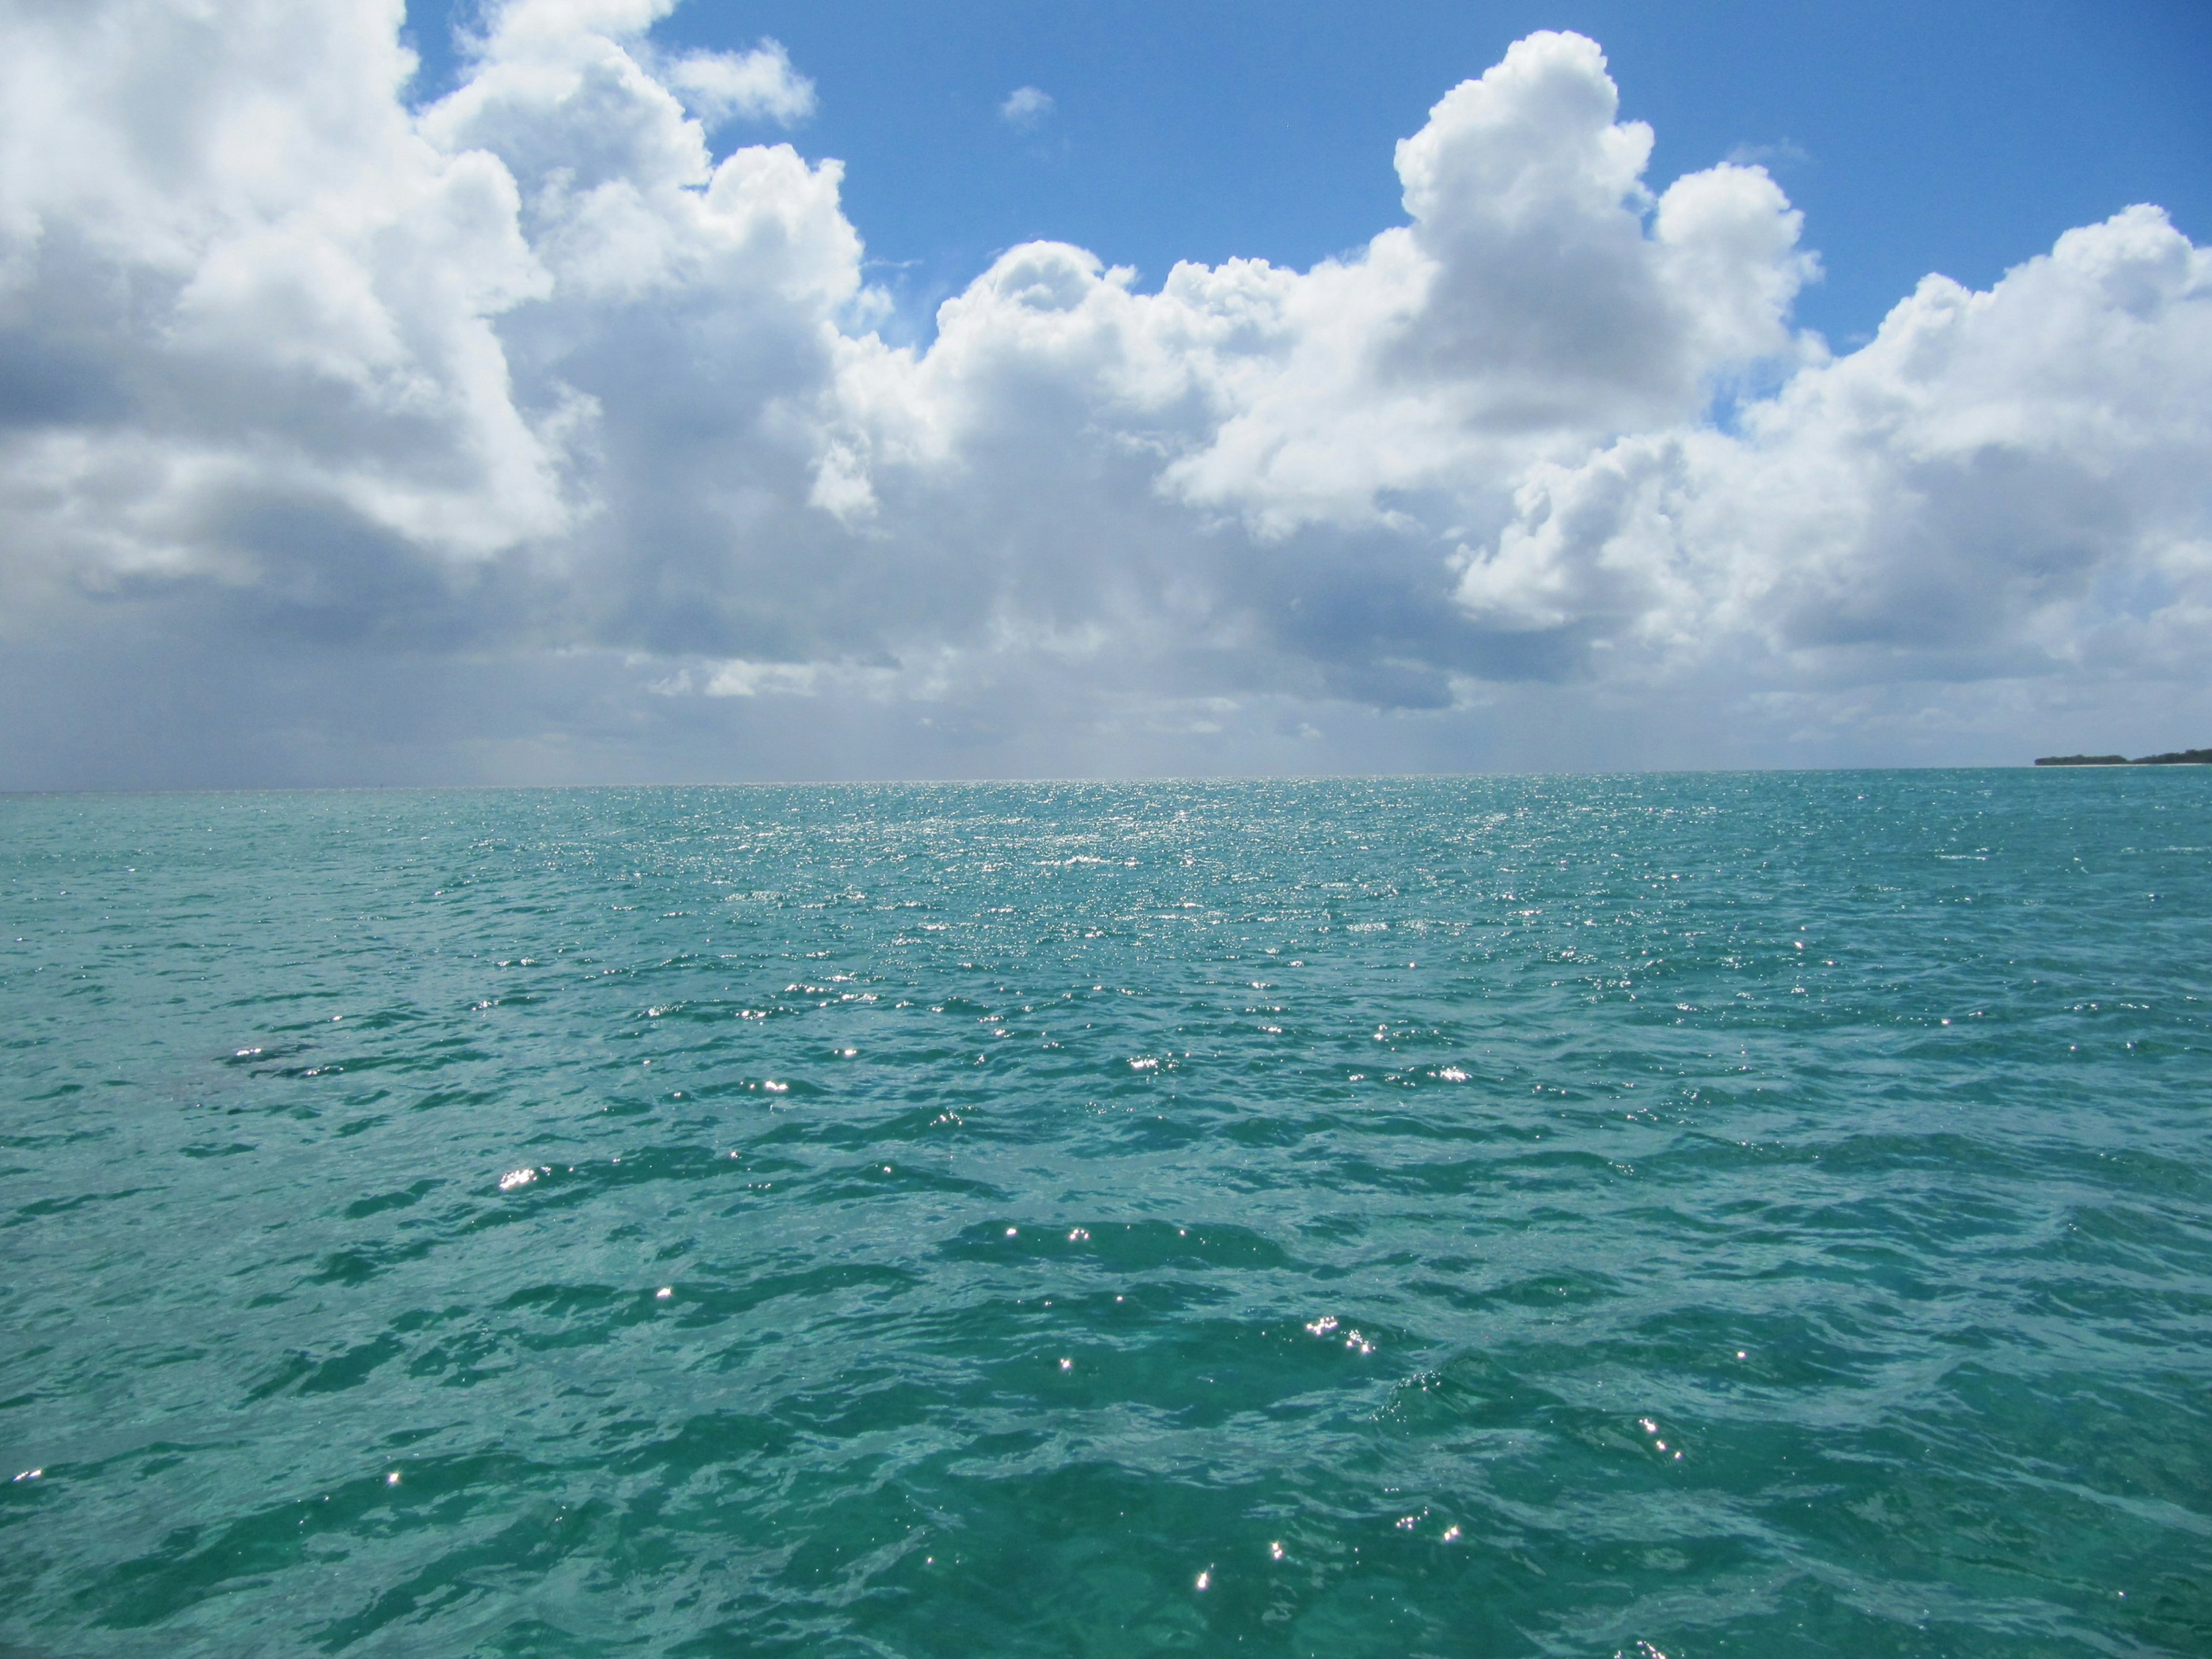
[1, 772, 2207, 1658]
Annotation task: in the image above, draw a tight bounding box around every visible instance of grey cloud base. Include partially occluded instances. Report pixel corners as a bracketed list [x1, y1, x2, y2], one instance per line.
[1, 0, 2207, 787]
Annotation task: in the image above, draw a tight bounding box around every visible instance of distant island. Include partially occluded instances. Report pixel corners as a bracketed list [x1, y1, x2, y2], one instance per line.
[2035, 748, 2212, 766]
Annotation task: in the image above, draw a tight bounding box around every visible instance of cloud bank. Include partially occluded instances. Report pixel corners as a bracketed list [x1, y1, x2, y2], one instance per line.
[1, 0, 2207, 786]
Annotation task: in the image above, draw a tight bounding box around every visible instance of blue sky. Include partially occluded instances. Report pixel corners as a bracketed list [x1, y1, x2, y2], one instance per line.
[404, 0, 2210, 348]
[2, 0, 2209, 786]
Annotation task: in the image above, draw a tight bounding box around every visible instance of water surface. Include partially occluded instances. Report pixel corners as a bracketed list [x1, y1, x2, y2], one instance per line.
[2, 772, 2207, 1656]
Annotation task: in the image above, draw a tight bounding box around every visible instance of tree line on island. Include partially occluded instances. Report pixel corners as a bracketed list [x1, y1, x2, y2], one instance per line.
[2034, 748, 2212, 766]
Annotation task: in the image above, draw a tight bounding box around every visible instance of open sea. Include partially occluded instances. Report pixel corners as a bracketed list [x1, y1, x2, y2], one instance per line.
[1, 771, 2207, 1659]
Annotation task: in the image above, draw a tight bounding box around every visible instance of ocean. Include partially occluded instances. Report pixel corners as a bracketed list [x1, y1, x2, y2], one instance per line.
[1, 771, 2206, 1657]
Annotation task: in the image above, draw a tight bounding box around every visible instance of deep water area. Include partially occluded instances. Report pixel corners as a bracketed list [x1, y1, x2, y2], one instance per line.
[1, 772, 2207, 1657]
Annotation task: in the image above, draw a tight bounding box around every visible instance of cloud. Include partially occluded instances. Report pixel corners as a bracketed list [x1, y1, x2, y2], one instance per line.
[661, 40, 816, 128]
[1455, 204, 2212, 687]
[1000, 86, 1054, 129]
[0, 0, 575, 600]
[0, 5, 2205, 786]
[1725, 138, 1809, 172]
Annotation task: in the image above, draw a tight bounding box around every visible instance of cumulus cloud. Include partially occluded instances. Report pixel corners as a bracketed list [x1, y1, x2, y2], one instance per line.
[0, 0, 573, 601]
[659, 40, 815, 128]
[1456, 203, 2212, 685]
[0, 3, 2205, 786]
[1001, 86, 1054, 129]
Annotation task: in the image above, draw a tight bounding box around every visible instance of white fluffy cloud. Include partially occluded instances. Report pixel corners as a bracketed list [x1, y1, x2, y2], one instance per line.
[1459, 203, 2212, 686]
[0, 2, 2205, 786]
[659, 40, 815, 128]
[0, 0, 571, 596]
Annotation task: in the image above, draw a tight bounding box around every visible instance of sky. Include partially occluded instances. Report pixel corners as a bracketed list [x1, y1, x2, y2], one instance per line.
[1, 0, 2208, 787]
[401, 0, 2212, 353]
